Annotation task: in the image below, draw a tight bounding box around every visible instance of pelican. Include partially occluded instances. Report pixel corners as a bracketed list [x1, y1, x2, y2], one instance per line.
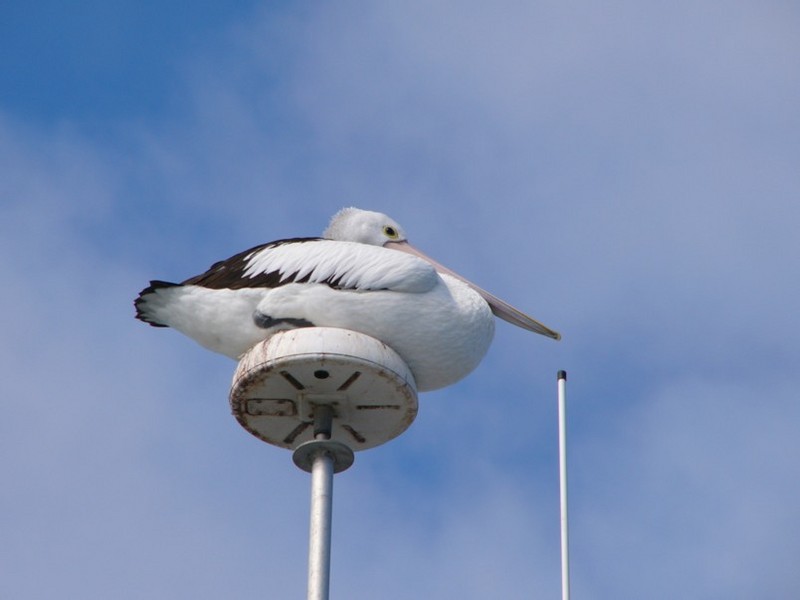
[134, 208, 559, 391]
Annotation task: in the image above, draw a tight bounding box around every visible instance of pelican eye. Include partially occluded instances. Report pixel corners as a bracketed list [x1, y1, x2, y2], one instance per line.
[383, 225, 399, 239]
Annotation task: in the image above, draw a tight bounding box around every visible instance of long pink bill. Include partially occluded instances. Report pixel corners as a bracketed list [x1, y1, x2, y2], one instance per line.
[385, 241, 561, 341]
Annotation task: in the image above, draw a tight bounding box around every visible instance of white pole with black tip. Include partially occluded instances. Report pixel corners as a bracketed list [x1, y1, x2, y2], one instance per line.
[557, 370, 570, 600]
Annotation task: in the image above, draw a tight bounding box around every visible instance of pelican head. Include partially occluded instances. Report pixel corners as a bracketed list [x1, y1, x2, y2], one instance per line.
[323, 207, 409, 246]
[323, 207, 561, 341]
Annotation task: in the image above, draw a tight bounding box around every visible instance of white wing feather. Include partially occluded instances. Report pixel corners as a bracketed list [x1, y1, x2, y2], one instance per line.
[243, 240, 438, 293]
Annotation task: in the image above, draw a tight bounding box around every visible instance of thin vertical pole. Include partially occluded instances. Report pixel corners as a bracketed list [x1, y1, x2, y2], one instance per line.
[307, 407, 335, 600]
[557, 370, 570, 600]
[307, 451, 334, 600]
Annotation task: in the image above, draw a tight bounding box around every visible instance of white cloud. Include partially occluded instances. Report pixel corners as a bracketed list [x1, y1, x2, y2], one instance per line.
[574, 376, 800, 598]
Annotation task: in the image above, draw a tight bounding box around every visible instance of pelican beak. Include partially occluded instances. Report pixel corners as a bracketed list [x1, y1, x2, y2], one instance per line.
[385, 241, 561, 340]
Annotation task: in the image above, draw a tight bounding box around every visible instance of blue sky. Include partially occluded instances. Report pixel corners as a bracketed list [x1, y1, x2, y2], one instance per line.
[2, 2, 799, 598]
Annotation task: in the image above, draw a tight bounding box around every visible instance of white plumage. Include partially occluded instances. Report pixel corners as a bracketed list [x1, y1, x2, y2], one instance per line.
[243, 240, 437, 293]
[135, 208, 559, 391]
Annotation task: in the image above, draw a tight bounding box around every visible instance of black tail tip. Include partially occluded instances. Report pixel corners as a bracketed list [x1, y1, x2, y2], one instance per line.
[134, 280, 178, 327]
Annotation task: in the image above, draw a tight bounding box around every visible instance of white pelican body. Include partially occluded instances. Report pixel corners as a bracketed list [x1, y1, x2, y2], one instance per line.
[135, 208, 559, 391]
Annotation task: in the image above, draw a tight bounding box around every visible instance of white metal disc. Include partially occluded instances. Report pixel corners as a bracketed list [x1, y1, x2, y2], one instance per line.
[229, 328, 418, 451]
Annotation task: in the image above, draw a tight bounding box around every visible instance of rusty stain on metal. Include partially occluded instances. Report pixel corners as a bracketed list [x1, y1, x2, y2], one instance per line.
[245, 398, 297, 417]
[283, 421, 312, 445]
[280, 370, 305, 390]
[341, 424, 366, 444]
[336, 371, 361, 391]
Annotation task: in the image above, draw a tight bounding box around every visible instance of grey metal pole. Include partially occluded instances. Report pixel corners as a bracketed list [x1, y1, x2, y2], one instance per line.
[307, 406, 335, 600]
[307, 449, 334, 600]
